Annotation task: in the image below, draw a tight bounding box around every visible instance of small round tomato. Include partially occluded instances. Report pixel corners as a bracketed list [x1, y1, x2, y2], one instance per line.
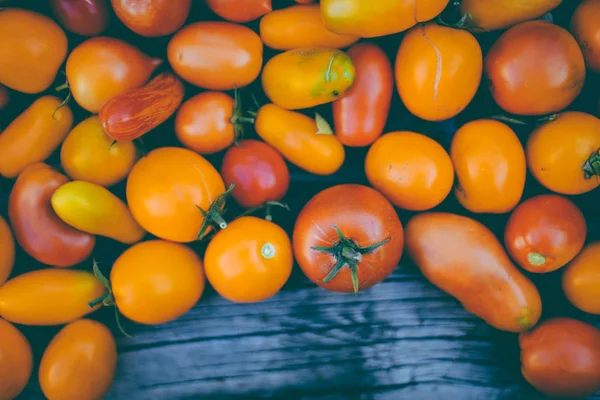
[175, 92, 236, 155]
[50, 0, 109, 36]
[112, 0, 191, 37]
[571, 0, 600, 72]
[0, 216, 15, 285]
[127, 147, 226, 243]
[461, 0, 562, 32]
[39, 319, 117, 400]
[293, 184, 403, 293]
[365, 131, 454, 211]
[110, 240, 205, 324]
[221, 140, 290, 208]
[205, 217, 292, 303]
[485, 21, 586, 116]
[562, 242, 600, 314]
[206, 0, 271, 23]
[0, 319, 32, 400]
[527, 111, 600, 195]
[504, 194, 586, 273]
[520, 318, 600, 398]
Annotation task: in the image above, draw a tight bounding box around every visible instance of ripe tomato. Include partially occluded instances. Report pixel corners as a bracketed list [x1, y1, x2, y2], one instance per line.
[293, 184, 403, 293]
[505, 194, 586, 273]
[206, 0, 271, 23]
[66, 37, 162, 113]
[61, 116, 137, 187]
[112, 0, 191, 37]
[365, 131, 454, 211]
[175, 91, 237, 155]
[168, 22, 263, 90]
[39, 319, 117, 400]
[563, 242, 600, 314]
[460, 0, 562, 32]
[126, 147, 226, 243]
[520, 318, 600, 398]
[526, 111, 600, 195]
[485, 21, 586, 116]
[50, 0, 109, 36]
[395, 23, 482, 122]
[262, 48, 355, 110]
[451, 119, 526, 214]
[0, 319, 32, 400]
[221, 140, 290, 208]
[110, 240, 205, 324]
[205, 217, 292, 302]
[333, 42, 393, 147]
[0, 8, 68, 94]
[0, 216, 14, 285]
[571, 0, 600, 72]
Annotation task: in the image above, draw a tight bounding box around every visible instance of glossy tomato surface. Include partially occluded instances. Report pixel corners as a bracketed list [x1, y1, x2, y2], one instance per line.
[0, 319, 32, 400]
[50, 0, 109, 36]
[562, 241, 600, 314]
[571, 0, 600, 72]
[112, 0, 191, 37]
[206, 0, 271, 23]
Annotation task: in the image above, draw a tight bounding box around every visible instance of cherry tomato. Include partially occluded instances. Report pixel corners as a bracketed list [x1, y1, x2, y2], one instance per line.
[563, 242, 600, 315]
[333, 42, 393, 147]
[8, 163, 96, 268]
[0, 8, 68, 94]
[395, 23, 482, 122]
[293, 184, 403, 293]
[168, 22, 263, 90]
[0, 319, 32, 400]
[205, 217, 292, 302]
[571, 0, 600, 72]
[221, 140, 290, 208]
[505, 194, 586, 273]
[365, 131, 454, 211]
[485, 21, 586, 116]
[50, 0, 109, 36]
[461, 0, 562, 32]
[0, 216, 15, 286]
[206, 0, 271, 23]
[520, 318, 600, 398]
[0, 84, 9, 110]
[66, 37, 162, 113]
[110, 240, 205, 324]
[526, 111, 600, 195]
[127, 147, 226, 243]
[112, 0, 191, 37]
[39, 319, 117, 400]
[451, 119, 526, 214]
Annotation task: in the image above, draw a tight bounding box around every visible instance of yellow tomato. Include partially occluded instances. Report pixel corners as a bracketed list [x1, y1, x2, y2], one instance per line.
[0, 319, 32, 400]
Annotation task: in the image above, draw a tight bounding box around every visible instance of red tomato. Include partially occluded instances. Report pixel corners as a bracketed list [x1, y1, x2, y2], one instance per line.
[571, 0, 600, 72]
[111, 0, 191, 37]
[206, 0, 272, 23]
[0, 216, 15, 285]
[50, 0, 109, 36]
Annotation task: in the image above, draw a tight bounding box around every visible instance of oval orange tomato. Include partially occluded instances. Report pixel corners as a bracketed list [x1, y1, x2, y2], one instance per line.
[112, 0, 191, 37]
[206, 0, 271, 23]
[461, 0, 562, 32]
[0, 216, 15, 286]
[0, 319, 32, 400]
[571, 0, 600, 72]
[562, 242, 600, 315]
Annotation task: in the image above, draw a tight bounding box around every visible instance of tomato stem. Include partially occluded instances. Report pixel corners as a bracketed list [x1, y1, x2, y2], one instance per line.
[52, 91, 71, 120]
[89, 260, 132, 337]
[55, 82, 69, 92]
[583, 149, 600, 180]
[197, 183, 236, 240]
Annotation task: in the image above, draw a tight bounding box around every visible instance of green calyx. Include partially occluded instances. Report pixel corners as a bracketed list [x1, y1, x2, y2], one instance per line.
[583, 149, 600, 180]
[89, 260, 131, 338]
[196, 183, 236, 240]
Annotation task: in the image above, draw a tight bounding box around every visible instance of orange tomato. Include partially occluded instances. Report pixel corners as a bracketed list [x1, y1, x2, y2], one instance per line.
[66, 37, 162, 113]
[451, 119, 526, 214]
[260, 5, 359, 50]
[50, 0, 109, 36]
[461, 0, 562, 32]
[0, 96, 73, 179]
[563, 242, 600, 314]
[205, 217, 292, 303]
[571, 0, 600, 72]
[39, 319, 117, 400]
[206, 0, 271, 23]
[168, 22, 263, 90]
[126, 147, 226, 243]
[395, 23, 482, 122]
[0, 8, 68, 94]
[255, 104, 345, 175]
[0, 319, 32, 400]
[526, 111, 600, 195]
[365, 131, 454, 211]
[0, 216, 15, 285]
[112, 0, 191, 37]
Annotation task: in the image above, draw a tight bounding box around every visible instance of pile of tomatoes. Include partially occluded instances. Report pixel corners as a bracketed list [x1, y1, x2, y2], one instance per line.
[0, 0, 599, 399]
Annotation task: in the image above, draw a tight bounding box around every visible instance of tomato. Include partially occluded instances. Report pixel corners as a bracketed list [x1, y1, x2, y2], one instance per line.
[206, 0, 271, 23]
[485, 21, 586, 116]
[109, 240, 205, 324]
[0, 269, 105, 325]
[221, 140, 290, 208]
[0, 96, 73, 179]
[260, 5, 359, 51]
[52, 181, 146, 244]
[0, 216, 15, 286]
[295, 0, 313, 3]
[0, 84, 9, 110]
[39, 319, 117, 400]
[112, 0, 191, 37]
[563, 242, 600, 314]
[460, 0, 562, 32]
[100, 72, 185, 142]
[406, 212, 542, 332]
[451, 119, 526, 214]
[0, 319, 32, 400]
[262, 48, 355, 110]
[526, 111, 600, 195]
[333, 43, 393, 147]
[127, 147, 226, 243]
[50, 0, 109, 36]
[0, 8, 68, 94]
[255, 104, 345, 175]
[571, 0, 600, 72]
[61, 116, 137, 187]
[168, 22, 263, 90]
[395, 23, 482, 122]
[520, 318, 600, 398]
[66, 37, 162, 113]
[365, 131, 454, 211]
[8, 163, 95, 268]
[320, 0, 450, 38]
[175, 92, 236, 155]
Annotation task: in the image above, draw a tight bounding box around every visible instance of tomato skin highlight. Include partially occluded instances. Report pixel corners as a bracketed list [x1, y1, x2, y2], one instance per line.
[0, 319, 32, 400]
[50, 0, 109, 36]
[562, 242, 600, 315]
[461, 0, 562, 32]
[111, 0, 191, 37]
[571, 0, 600, 72]
[0, 216, 15, 285]
[205, 0, 272, 23]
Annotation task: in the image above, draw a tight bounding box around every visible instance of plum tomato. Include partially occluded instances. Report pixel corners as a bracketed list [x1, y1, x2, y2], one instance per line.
[0, 319, 32, 400]
[461, 0, 562, 32]
[205, 0, 271, 23]
[112, 0, 191, 37]
[50, 0, 109, 36]
[571, 0, 600, 72]
[562, 242, 600, 315]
